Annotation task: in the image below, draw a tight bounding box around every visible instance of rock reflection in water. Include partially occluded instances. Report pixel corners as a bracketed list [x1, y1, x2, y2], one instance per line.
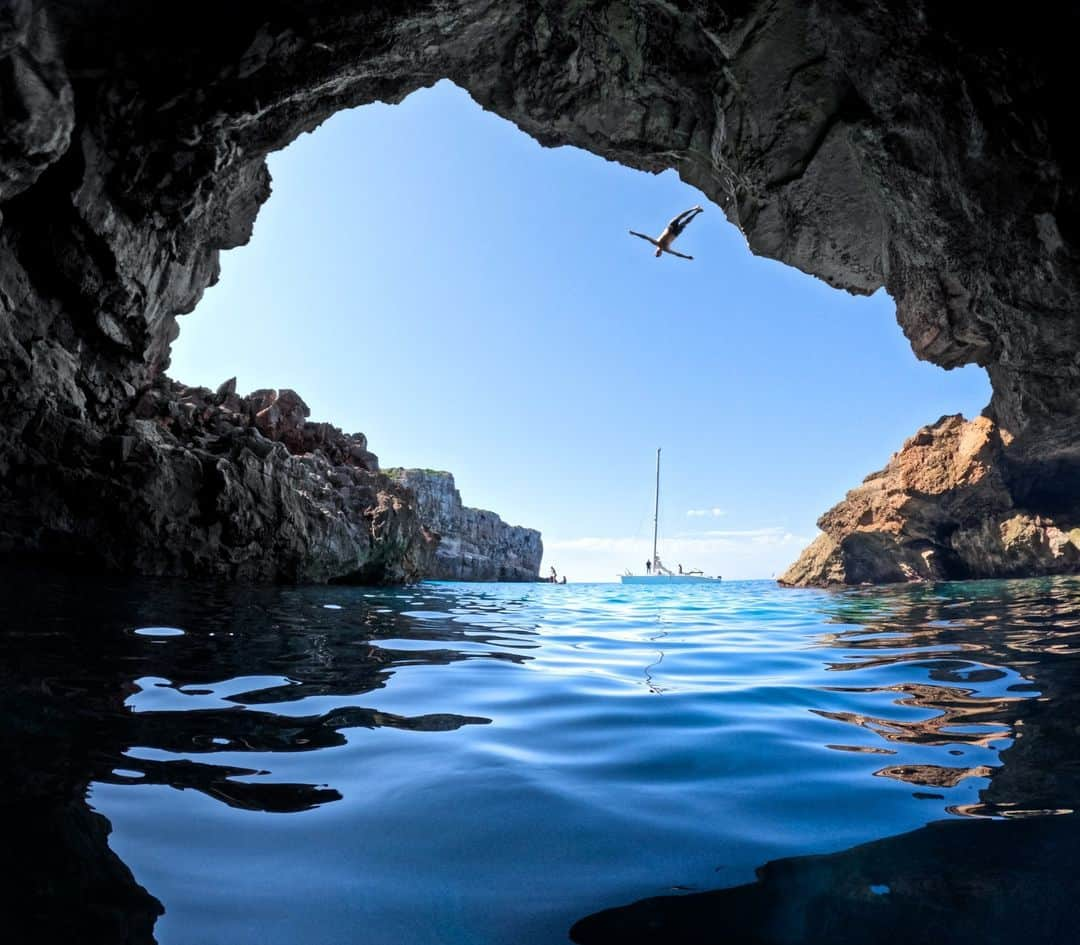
[0, 567, 511, 943]
[816, 577, 1080, 815]
[573, 576, 1080, 943]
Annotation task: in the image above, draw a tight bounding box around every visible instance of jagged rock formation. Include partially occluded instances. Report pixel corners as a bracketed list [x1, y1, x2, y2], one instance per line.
[13, 376, 435, 582]
[387, 469, 542, 581]
[1, 1, 1078, 584]
[780, 415, 1080, 586]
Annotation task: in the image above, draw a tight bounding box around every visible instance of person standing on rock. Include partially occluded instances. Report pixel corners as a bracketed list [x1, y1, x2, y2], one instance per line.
[629, 206, 703, 259]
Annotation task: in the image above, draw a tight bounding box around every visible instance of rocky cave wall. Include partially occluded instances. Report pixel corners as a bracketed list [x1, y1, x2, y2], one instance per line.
[2, 0, 1078, 584]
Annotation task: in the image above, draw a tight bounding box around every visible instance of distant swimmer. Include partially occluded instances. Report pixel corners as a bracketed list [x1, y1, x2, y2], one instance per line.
[629, 206, 703, 260]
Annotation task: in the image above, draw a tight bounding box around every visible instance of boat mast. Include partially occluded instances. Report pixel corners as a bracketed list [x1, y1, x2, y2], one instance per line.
[652, 447, 661, 569]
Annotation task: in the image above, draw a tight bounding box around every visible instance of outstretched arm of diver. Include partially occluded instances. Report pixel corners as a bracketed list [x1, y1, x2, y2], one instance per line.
[628, 230, 660, 247]
[663, 247, 694, 260]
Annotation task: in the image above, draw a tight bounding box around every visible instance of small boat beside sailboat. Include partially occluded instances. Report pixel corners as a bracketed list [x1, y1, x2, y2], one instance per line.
[620, 448, 721, 585]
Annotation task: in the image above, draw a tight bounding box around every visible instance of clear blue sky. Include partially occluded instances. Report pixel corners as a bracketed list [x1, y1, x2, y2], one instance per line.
[171, 81, 990, 581]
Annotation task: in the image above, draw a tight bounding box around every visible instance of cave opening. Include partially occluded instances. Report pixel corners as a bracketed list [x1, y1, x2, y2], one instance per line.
[169, 80, 990, 582]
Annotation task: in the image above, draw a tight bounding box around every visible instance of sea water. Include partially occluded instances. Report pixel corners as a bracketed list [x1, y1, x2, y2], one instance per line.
[4, 570, 1079, 943]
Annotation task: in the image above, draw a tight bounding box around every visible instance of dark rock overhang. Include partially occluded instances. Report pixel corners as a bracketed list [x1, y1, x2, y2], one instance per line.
[2, 1, 1079, 582]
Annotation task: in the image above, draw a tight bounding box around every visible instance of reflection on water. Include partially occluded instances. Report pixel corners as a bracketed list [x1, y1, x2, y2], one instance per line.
[2, 571, 507, 815]
[3, 569, 1080, 943]
[813, 579, 1080, 818]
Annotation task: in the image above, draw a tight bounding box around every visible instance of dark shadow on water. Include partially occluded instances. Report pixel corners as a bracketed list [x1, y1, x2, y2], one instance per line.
[572, 575, 1080, 944]
[2, 798, 164, 945]
[570, 814, 1080, 944]
[0, 566, 523, 943]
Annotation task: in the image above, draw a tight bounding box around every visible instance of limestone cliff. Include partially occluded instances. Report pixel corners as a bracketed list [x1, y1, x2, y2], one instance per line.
[781, 415, 1080, 586]
[387, 469, 542, 582]
[0, 2, 1079, 584]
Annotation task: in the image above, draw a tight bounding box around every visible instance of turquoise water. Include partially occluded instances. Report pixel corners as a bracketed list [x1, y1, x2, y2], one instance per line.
[4, 572, 1080, 943]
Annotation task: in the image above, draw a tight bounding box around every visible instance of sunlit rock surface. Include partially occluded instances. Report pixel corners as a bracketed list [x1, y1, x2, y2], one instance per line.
[388, 469, 542, 582]
[781, 415, 1080, 586]
[1, 1, 1078, 582]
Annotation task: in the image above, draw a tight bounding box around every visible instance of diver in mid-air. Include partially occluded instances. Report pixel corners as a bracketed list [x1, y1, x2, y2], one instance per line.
[629, 206, 703, 260]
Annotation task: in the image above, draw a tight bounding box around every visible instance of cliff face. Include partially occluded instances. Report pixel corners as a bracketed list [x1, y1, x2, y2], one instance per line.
[23, 375, 437, 583]
[388, 470, 542, 582]
[1, 2, 1079, 584]
[780, 415, 1080, 586]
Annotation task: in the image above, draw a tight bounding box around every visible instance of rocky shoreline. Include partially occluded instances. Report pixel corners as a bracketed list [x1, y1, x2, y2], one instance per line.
[14, 375, 438, 582]
[0, 372, 543, 584]
[781, 415, 1080, 587]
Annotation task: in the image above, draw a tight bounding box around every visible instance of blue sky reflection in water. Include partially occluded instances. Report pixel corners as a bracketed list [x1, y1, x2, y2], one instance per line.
[37, 574, 1076, 945]
[169, 80, 991, 581]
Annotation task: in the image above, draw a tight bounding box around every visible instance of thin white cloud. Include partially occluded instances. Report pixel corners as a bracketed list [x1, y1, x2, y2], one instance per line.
[686, 507, 727, 518]
[697, 527, 792, 540]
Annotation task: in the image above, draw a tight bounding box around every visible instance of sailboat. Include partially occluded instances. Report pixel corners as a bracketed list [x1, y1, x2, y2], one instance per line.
[620, 448, 721, 584]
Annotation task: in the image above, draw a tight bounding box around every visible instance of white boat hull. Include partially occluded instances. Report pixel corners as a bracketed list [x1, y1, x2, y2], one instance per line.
[619, 574, 720, 584]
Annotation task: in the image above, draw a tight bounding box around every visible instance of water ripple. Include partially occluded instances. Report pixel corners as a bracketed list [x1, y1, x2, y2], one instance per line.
[4, 570, 1080, 943]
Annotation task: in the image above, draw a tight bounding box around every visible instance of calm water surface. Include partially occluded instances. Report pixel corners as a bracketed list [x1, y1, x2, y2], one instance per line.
[4, 571, 1080, 943]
